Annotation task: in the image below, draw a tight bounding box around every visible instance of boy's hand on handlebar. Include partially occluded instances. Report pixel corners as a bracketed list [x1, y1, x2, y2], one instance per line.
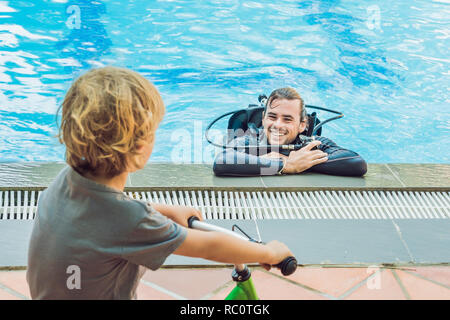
[152, 203, 203, 227]
[261, 240, 293, 271]
[170, 205, 203, 227]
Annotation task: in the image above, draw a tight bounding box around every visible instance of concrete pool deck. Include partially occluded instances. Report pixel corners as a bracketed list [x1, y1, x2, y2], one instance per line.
[0, 162, 449, 299]
[1, 162, 449, 190]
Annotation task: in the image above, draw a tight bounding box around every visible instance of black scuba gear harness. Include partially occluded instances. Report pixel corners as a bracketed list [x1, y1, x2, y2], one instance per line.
[205, 94, 344, 152]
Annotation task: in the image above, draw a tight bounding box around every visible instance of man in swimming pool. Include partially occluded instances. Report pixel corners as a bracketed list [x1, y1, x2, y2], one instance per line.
[213, 87, 367, 177]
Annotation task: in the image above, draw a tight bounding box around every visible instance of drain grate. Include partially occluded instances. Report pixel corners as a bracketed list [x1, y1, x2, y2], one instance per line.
[0, 189, 449, 220]
[0, 190, 42, 220]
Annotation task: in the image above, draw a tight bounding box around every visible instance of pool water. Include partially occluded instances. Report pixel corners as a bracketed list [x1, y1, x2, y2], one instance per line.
[0, 0, 449, 164]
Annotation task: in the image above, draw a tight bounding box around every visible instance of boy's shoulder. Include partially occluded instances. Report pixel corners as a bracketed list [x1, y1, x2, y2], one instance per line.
[44, 165, 152, 224]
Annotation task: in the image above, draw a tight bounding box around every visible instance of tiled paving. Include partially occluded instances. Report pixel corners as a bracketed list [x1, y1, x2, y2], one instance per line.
[1, 265, 449, 300]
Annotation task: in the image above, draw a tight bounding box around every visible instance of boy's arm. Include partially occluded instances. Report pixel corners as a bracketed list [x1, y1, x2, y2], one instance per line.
[150, 203, 202, 227]
[173, 228, 291, 267]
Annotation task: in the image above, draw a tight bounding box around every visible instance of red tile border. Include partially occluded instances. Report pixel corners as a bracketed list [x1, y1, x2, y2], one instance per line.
[344, 269, 407, 300]
[394, 270, 450, 300]
[0, 266, 448, 301]
[0, 287, 22, 300]
[270, 267, 371, 298]
[141, 268, 232, 300]
[406, 266, 450, 288]
[0, 270, 30, 299]
[136, 281, 177, 300]
[250, 270, 328, 300]
[205, 281, 235, 300]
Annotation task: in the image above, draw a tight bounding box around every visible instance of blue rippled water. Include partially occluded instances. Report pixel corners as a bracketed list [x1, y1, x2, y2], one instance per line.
[0, 0, 449, 163]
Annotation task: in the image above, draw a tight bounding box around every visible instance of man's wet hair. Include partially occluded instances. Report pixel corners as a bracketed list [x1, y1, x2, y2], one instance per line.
[265, 87, 307, 122]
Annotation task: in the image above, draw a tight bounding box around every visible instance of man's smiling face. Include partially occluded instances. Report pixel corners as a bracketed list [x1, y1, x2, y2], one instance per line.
[262, 98, 307, 145]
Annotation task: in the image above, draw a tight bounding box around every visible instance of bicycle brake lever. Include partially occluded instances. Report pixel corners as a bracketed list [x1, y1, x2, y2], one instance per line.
[232, 224, 262, 243]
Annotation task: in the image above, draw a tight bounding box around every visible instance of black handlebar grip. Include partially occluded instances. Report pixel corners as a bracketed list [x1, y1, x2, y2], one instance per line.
[187, 216, 200, 228]
[273, 256, 298, 276]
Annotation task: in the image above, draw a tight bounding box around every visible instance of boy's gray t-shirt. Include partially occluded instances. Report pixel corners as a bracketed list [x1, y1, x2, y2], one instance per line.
[26, 166, 187, 300]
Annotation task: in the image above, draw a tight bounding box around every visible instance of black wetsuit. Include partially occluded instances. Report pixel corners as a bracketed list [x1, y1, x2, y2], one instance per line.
[213, 129, 367, 177]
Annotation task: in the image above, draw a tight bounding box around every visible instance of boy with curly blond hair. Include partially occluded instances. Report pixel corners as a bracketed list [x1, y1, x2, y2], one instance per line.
[26, 67, 292, 300]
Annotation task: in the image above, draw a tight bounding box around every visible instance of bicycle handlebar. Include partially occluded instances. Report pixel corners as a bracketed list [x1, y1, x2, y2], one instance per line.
[187, 216, 297, 276]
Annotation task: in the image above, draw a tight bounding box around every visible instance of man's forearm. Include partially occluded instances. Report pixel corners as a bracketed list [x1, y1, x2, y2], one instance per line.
[213, 150, 284, 176]
[312, 137, 367, 176]
[310, 155, 367, 176]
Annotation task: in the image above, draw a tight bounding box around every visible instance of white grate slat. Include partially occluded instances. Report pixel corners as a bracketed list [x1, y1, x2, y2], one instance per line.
[0, 191, 3, 219]
[429, 192, 449, 219]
